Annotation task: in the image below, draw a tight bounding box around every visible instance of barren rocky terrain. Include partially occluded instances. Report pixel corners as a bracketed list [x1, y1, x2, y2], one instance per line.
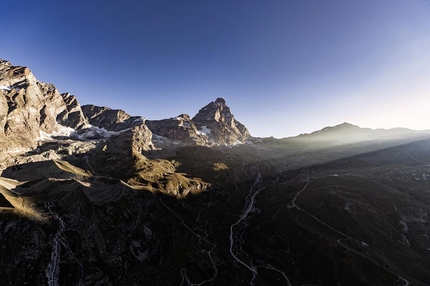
[1, 58, 430, 285]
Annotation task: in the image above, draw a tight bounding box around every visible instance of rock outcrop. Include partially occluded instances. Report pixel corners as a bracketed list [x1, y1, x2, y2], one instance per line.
[0, 59, 88, 153]
[2, 58, 430, 286]
[81, 104, 155, 151]
[192, 97, 250, 145]
[81, 105, 133, 131]
[146, 98, 251, 146]
[146, 114, 209, 146]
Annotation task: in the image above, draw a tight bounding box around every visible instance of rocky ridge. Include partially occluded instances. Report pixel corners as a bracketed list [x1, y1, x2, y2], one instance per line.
[192, 97, 250, 145]
[0, 59, 88, 154]
[0, 59, 249, 159]
[1, 58, 430, 286]
[0, 59, 247, 198]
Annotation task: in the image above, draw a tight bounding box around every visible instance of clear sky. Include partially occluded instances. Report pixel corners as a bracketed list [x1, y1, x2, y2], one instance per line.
[1, 0, 430, 138]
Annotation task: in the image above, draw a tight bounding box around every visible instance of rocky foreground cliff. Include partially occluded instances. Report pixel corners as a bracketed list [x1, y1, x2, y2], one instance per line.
[1, 58, 430, 285]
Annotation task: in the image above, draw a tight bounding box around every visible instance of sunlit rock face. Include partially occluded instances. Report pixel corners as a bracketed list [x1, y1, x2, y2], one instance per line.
[57, 92, 88, 129]
[146, 114, 210, 146]
[146, 99, 250, 147]
[81, 105, 132, 131]
[81, 104, 155, 151]
[192, 97, 250, 145]
[0, 59, 88, 154]
[2, 58, 430, 286]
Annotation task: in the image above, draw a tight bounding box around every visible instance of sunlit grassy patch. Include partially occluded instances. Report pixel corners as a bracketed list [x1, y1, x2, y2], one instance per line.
[213, 162, 229, 171]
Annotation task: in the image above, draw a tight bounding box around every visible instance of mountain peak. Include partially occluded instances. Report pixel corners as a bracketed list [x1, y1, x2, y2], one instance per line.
[333, 122, 359, 129]
[145, 99, 250, 146]
[192, 98, 231, 123]
[214, 97, 226, 105]
[192, 98, 250, 145]
[2, 58, 430, 286]
[0, 58, 11, 66]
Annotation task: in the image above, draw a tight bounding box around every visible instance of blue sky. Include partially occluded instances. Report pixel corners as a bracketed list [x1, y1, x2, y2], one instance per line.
[1, 1, 430, 138]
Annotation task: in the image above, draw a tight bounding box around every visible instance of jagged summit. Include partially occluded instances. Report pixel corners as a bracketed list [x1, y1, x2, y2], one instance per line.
[145, 98, 250, 146]
[192, 98, 250, 145]
[214, 97, 226, 105]
[0, 58, 252, 162]
[0, 58, 255, 174]
[192, 97, 231, 123]
[2, 58, 430, 286]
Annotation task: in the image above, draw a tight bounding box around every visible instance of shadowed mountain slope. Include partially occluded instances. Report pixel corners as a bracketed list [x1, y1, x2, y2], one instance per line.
[1, 58, 430, 285]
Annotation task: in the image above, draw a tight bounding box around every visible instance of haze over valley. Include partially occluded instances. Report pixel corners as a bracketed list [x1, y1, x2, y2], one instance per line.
[2, 1, 430, 285]
[2, 1, 430, 137]
[1, 58, 430, 285]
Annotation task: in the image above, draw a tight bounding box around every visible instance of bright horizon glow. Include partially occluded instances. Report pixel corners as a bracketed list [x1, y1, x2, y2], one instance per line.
[1, 1, 430, 138]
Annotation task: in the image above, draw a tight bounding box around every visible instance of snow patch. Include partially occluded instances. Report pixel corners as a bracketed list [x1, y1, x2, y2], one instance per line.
[39, 125, 75, 141]
[152, 134, 180, 145]
[39, 124, 130, 142]
[197, 125, 211, 136]
[74, 125, 129, 140]
[54, 125, 76, 137]
[152, 134, 169, 142]
[39, 131, 52, 141]
[0, 85, 11, 91]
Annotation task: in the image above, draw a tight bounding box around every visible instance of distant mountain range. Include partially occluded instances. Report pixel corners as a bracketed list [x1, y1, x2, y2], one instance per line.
[1, 58, 430, 285]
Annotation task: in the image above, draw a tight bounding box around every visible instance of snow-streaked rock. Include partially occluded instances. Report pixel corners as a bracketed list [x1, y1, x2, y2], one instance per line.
[0, 58, 88, 155]
[192, 97, 250, 145]
[146, 114, 210, 146]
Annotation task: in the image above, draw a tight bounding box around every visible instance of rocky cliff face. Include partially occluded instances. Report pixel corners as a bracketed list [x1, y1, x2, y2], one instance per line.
[146, 98, 250, 146]
[2, 58, 430, 286]
[146, 114, 209, 146]
[192, 97, 250, 145]
[80, 104, 155, 151]
[0, 59, 88, 154]
[81, 104, 132, 131]
[0, 58, 251, 154]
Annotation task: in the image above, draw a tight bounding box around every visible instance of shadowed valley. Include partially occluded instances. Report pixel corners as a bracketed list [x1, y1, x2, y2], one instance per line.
[1, 58, 430, 285]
